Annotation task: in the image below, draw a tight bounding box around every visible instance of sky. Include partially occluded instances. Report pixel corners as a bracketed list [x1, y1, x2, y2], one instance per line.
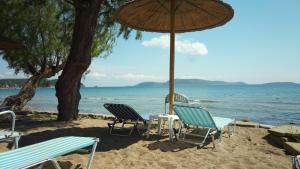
[1, 0, 300, 87]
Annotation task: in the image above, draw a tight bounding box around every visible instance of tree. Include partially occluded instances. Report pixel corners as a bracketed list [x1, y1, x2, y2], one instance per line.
[56, 0, 141, 121]
[0, 0, 117, 110]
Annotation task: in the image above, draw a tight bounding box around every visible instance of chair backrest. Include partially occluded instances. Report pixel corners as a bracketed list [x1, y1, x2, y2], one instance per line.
[103, 103, 145, 122]
[173, 104, 217, 128]
[165, 92, 189, 114]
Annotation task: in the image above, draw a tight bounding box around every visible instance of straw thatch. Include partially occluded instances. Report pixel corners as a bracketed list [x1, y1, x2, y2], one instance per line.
[0, 35, 24, 50]
[117, 0, 234, 33]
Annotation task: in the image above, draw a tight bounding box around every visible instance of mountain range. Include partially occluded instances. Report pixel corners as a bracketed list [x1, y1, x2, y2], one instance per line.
[0, 78, 299, 88]
[134, 79, 299, 87]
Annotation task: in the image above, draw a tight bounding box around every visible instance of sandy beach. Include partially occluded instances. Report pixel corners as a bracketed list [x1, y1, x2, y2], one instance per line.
[0, 112, 294, 169]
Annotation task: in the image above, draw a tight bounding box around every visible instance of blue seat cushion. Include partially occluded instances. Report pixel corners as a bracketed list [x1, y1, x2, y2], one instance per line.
[212, 116, 235, 129]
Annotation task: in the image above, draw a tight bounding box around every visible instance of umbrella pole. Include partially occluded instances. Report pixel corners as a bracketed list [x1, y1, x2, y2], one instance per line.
[169, 0, 175, 115]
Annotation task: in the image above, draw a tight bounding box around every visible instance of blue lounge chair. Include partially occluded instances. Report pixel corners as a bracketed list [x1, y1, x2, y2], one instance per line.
[173, 104, 235, 148]
[0, 136, 99, 169]
[0, 110, 22, 149]
[103, 103, 147, 136]
[293, 155, 300, 169]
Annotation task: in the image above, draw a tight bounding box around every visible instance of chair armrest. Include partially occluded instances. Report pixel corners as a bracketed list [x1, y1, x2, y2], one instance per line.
[0, 111, 16, 135]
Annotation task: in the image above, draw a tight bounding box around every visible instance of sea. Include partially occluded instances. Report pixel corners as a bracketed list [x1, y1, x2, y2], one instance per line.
[0, 85, 300, 125]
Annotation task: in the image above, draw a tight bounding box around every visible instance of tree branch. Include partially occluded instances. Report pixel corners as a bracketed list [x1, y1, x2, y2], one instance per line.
[65, 0, 75, 6]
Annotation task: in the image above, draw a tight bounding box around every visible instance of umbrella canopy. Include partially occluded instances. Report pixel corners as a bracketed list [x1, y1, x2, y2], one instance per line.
[117, 0, 233, 33]
[0, 35, 24, 50]
[116, 0, 234, 114]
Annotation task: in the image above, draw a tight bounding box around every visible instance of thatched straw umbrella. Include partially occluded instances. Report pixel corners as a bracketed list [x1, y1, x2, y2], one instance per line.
[116, 0, 234, 114]
[0, 35, 24, 50]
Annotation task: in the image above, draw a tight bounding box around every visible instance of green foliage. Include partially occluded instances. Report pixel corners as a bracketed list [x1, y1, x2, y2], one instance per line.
[0, 0, 74, 75]
[0, 0, 139, 75]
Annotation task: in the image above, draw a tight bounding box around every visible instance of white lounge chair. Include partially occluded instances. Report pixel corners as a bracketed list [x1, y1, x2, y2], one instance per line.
[0, 136, 99, 169]
[0, 110, 21, 149]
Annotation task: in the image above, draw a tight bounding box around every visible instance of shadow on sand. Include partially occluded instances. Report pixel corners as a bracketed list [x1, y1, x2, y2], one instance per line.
[1, 116, 199, 169]
[19, 126, 144, 152]
[147, 140, 196, 152]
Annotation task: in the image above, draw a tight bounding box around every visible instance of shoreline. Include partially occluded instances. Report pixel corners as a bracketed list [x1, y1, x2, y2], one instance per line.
[16, 109, 275, 129]
[16, 109, 115, 120]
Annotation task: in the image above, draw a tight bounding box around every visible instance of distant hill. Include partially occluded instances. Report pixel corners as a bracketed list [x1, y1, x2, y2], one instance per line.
[135, 79, 300, 87]
[258, 82, 299, 86]
[0, 78, 85, 88]
[135, 79, 246, 87]
[0, 78, 58, 88]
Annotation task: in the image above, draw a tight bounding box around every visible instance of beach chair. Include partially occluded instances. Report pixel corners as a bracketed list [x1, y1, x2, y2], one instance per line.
[173, 104, 235, 148]
[165, 92, 189, 114]
[0, 110, 22, 149]
[293, 155, 300, 169]
[0, 136, 99, 169]
[103, 103, 148, 136]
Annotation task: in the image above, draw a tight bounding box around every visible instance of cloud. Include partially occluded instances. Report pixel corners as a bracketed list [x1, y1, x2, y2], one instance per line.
[142, 35, 208, 56]
[88, 72, 107, 78]
[114, 73, 166, 81]
[142, 35, 170, 49]
[176, 40, 208, 56]
[84, 72, 166, 87]
[84, 63, 167, 86]
[87, 71, 165, 82]
[0, 70, 27, 79]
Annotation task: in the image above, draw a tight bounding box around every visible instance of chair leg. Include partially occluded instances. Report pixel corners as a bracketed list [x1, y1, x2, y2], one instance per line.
[293, 156, 297, 169]
[146, 119, 154, 138]
[109, 120, 138, 136]
[176, 123, 182, 141]
[217, 129, 223, 142]
[129, 123, 137, 136]
[50, 159, 62, 169]
[86, 140, 99, 169]
[15, 136, 20, 149]
[37, 163, 45, 169]
[200, 128, 211, 147]
[294, 155, 300, 169]
[109, 123, 114, 135]
[228, 125, 231, 138]
[121, 121, 125, 128]
[158, 118, 163, 135]
[211, 134, 215, 149]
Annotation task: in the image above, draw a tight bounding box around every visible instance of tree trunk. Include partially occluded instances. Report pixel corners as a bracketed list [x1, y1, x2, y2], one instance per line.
[1, 74, 42, 111]
[55, 0, 103, 121]
[1, 65, 64, 111]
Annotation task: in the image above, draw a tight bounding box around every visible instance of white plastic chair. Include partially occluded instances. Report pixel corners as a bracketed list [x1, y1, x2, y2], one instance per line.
[165, 92, 190, 114]
[293, 155, 300, 169]
[0, 110, 22, 149]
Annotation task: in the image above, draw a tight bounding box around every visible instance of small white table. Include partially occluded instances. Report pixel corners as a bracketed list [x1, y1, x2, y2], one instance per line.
[146, 114, 179, 141]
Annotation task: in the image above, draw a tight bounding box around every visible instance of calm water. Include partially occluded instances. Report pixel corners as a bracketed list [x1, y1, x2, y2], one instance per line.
[0, 85, 300, 125]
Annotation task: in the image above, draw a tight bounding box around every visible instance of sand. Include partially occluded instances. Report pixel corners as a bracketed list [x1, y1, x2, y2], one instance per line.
[0, 112, 293, 169]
